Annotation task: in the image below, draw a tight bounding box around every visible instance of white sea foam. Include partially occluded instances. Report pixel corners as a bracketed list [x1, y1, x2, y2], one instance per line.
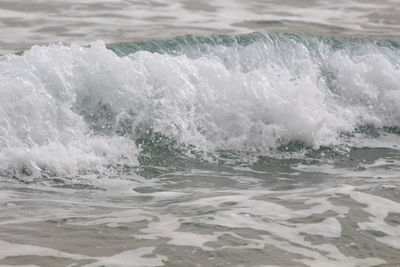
[0, 240, 166, 267]
[0, 171, 398, 266]
[0, 35, 400, 177]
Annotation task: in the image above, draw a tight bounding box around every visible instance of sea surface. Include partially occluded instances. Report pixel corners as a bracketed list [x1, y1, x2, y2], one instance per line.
[1, 1, 400, 266]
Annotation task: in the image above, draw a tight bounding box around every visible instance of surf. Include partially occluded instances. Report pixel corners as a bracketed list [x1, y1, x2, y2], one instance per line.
[1, 32, 400, 180]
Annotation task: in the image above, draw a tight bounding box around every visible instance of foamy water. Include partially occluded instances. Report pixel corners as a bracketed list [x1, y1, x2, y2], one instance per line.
[1, 34, 400, 178]
[1, 1, 400, 266]
[1, 161, 400, 266]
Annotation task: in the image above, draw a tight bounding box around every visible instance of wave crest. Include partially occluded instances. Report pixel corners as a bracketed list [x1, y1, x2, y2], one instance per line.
[1, 33, 400, 179]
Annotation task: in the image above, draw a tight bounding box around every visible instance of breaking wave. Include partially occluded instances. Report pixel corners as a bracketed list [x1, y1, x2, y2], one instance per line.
[1, 32, 400, 179]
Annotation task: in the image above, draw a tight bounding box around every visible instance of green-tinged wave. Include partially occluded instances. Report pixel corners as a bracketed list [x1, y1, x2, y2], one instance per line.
[1, 32, 400, 181]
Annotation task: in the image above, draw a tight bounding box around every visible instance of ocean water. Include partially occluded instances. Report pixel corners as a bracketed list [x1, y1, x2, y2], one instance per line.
[1, 1, 400, 267]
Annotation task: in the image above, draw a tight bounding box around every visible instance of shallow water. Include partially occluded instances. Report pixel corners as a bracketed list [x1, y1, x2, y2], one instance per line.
[1, 152, 400, 266]
[1, 1, 400, 266]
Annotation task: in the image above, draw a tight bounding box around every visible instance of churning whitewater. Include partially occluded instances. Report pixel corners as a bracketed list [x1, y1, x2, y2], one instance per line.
[1, 32, 400, 179]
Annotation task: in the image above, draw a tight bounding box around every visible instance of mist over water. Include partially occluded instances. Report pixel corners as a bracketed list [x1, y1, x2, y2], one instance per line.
[1, 1, 400, 266]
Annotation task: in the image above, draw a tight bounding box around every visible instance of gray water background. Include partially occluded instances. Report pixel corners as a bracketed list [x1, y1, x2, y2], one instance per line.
[1, 0, 400, 54]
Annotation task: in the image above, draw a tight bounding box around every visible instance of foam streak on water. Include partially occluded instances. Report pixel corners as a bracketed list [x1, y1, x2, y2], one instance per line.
[1, 163, 400, 266]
